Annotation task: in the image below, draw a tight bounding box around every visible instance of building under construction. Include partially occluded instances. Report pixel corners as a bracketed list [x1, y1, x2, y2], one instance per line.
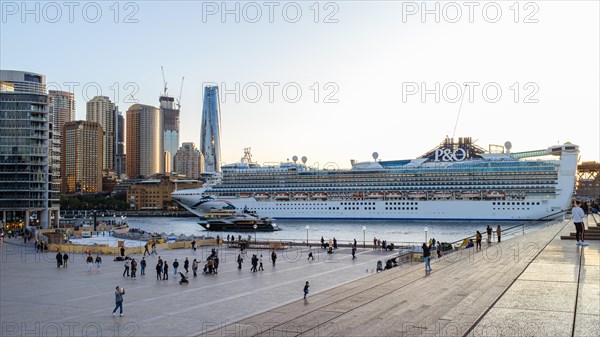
[577, 161, 600, 200]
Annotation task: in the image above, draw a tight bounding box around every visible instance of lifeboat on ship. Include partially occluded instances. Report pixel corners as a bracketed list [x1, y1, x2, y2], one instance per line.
[460, 191, 480, 199]
[239, 193, 250, 198]
[385, 191, 403, 199]
[352, 192, 364, 199]
[486, 191, 505, 199]
[408, 191, 427, 199]
[311, 192, 328, 200]
[254, 193, 269, 199]
[366, 192, 384, 199]
[274, 192, 290, 200]
[433, 191, 453, 199]
[292, 192, 308, 200]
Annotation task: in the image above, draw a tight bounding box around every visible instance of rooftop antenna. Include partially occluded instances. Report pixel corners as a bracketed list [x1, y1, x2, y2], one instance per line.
[451, 84, 468, 139]
[160, 66, 168, 96]
[176, 76, 184, 110]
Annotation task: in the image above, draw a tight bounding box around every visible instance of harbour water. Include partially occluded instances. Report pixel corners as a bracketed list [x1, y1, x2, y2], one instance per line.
[71, 216, 566, 247]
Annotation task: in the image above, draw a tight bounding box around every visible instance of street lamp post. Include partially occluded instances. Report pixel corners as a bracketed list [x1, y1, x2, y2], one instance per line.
[305, 225, 310, 246]
[424, 227, 429, 243]
[362, 226, 366, 248]
[253, 224, 258, 244]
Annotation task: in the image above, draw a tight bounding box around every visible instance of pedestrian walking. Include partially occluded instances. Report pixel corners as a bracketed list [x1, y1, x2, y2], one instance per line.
[143, 243, 149, 256]
[120, 246, 125, 257]
[573, 200, 589, 246]
[307, 248, 314, 261]
[95, 255, 102, 271]
[112, 286, 125, 317]
[173, 259, 179, 276]
[258, 255, 264, 271]
[475, 231, 482, 251]
[156, 262, 162, 280]
[496, 225, 501, 243]
[271, 251, 277, 266]
[237, 254, 243, 270]
[55, 251, 63, 268]
[140, 257, 146, 275]
[303, 281, 310, 299]
[191, 240, 196, 251]
[130, 259, 137, 278]
[151, 241, 157, 255]
[86, 254, 94, 271]
[351, 246, 357, 260]
[422, 242, 433, 273]
[353, 238, 357, 248]
[62, 252, 69, 268]
[333, 237, 337, 250]
[373, 237, 377, 250]
[184, 257, 189, 273]
[436, 243, 442, 258]
[163, 261, 169, 280]
[192, 259, 199, 277]
[214, 256, 220, 274]
[486, 225, 492, 244]
[123, 260, 130, 277]
[251, 254, 258, 272]
[158, 256, 163, 270]
[321, 236, 325, 249]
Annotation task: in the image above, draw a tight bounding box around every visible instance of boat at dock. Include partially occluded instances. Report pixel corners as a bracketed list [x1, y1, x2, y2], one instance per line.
[198, 209, 281, 232]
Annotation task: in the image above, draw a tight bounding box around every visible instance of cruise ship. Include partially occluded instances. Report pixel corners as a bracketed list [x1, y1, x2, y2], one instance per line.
[172, 138, 579, 221]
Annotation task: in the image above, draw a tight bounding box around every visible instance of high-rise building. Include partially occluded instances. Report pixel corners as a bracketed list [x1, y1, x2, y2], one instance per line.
[126, 104, 164, 178]
[0, 70, 59, 228]
[160, 95, 179, 173]
[173, 142, 204, 179]
[115, 110, 126, 178]
[49, 90, 75, 134]
[48, 90, 75, 202]
[61, 121, 103, 194]
[86, 96, 116, 173]
[200, 86, 222, 172]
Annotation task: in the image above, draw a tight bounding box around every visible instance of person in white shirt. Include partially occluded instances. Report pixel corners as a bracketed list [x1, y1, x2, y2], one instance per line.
[572, 200, 588, 246]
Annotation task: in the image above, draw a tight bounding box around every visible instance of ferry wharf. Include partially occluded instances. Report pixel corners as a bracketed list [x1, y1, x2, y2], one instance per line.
[202, 216, 599, 337]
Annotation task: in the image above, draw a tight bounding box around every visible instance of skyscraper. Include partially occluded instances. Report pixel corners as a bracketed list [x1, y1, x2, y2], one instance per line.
[126, 104, 164, 178]
[115, 110, 126, 178]
[61, 121, 103, 194]
[200, 86, 221, 172]
[0, 70, 59, 228]
[160, 95, 179, 173]
[173, 142, 204, 179]
[48, 90, 75, 202]
[86, 96, 116, 173]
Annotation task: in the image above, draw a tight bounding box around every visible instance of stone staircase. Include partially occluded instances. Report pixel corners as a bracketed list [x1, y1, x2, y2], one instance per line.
[560, 214, 600, 240]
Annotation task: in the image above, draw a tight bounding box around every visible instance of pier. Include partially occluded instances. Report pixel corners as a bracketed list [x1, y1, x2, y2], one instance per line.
[0, 216, 597, 337]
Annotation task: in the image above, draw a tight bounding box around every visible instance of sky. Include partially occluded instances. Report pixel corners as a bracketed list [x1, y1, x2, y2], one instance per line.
[1, 0, 599, 168]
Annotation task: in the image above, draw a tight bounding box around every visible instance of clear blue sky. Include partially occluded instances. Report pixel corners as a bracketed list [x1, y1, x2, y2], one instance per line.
[2, 1, 598, 167]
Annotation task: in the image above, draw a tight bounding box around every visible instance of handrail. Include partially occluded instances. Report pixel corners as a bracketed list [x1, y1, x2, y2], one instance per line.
[449, 209, 568, 246]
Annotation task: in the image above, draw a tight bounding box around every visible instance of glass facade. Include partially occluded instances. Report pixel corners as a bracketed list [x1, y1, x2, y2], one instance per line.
[160, 95, 179, 173]
[200, 86, 221, 172]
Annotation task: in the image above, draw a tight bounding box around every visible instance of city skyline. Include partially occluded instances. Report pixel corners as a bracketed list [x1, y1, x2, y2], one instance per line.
[1, 1, 598, 167]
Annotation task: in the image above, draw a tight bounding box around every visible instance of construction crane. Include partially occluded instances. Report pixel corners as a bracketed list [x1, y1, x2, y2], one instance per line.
[161, 66, 168, 97]
[176, 76, 184, 110]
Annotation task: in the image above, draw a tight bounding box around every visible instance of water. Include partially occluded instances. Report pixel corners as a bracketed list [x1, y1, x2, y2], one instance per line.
[84, 216, 563, 246]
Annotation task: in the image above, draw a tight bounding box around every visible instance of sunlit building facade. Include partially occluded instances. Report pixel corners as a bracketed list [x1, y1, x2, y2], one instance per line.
[61, 121, 103, 194]
[126, 104, 164, 178]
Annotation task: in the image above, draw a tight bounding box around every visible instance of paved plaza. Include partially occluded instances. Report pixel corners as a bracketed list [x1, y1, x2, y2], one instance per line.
[0, 238, 399, 336]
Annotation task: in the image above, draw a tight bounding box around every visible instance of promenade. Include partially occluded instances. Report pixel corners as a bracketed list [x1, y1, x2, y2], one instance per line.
[202, 218, 599, 337]
[1, 217, 598, 337]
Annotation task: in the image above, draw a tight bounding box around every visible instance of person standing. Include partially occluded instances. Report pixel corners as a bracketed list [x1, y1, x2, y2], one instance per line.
[140, 257, 146, 275]
[143, 243, 149, 256]
[422, 242, 433, 273]
[496, 225, 501, 243]
[475, 231, 482, 251]
[192, 259, 199, 277]
[130, 259, 137, 278]
[436, 243, 442, 258]
[151, 241, 157, 255]
[112, 286, 125, 317]
[86, 254, 94, 271]
[214, 255, 220, 274]
[123, 260, 130, 277]
[351, 246, 357, 260]
[56, 251, 63, 269]
[156, 262, 162, 281]
[271, 251, 277, 266]
[184, 257, 189, 274]
[120, 246, 125, 257]
[63, 252, 69, 268]
[162, 260, 169, 280]
[173, 259, 179, 276]
[158, 256, 163, 271]
[353, 238, 357, 248]
[251, 254, 258, 273]
[486, 225, 492, 244]
[95, 255, 102, 271]
[303, 281, 310, 299]
[237, 254, 243, 270]
[333, 237, 337, 250]
[573, 200, 588, 246]
[258, 255, 264, 271]
[191, 240, 196, 251]
[373, 237, 377, 250]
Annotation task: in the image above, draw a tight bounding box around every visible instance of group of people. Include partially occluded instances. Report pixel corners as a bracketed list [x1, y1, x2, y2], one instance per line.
[372, 237, 395, 251]
[122, 257, 146, 278]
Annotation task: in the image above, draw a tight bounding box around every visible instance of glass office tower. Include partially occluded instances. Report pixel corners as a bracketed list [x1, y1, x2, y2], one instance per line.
[200, 86, 221, 172]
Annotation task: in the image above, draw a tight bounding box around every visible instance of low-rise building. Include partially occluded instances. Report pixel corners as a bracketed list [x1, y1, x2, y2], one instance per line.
[126, 174, 201, 210]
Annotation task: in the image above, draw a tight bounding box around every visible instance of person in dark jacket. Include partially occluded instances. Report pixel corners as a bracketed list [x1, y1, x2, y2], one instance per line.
[162, 261, 169, 280]
[56, 251, 63, 268]
[112, 286, 125, 317]
[156, 262, 162, 281]
[271, 251, 277, 266]
[422, 242, 433, 273]
[184, 257, 189, 273]
[140, 257, 146, 275]
[63, 252, 69, 268]
[173, 259, 179, 276]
